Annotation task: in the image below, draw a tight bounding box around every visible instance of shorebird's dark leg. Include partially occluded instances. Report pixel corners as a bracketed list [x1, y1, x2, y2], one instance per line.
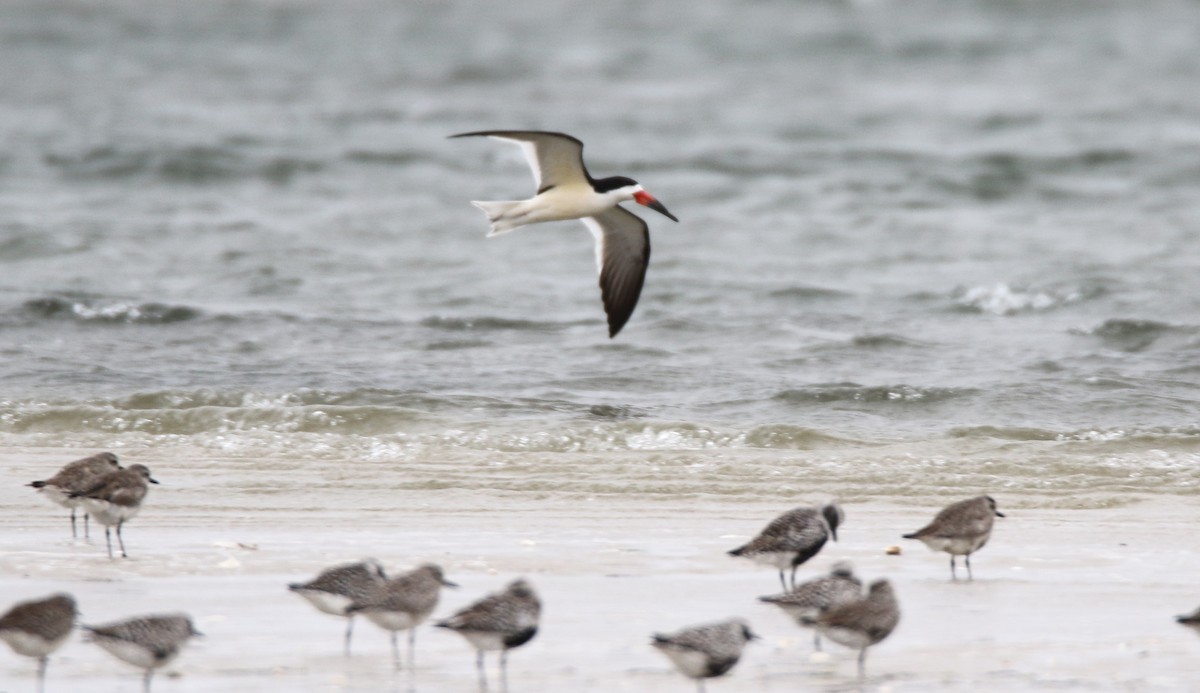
[70, 508, 77, 538]
[949, 555, 957, 580]
[104, 526, 114, 559]
[116, 520, 128, 558]
[36, 655, 48, 693]
[84, 512, 91, 538]
[813, 631, 822, 651]
[142, 667, 154, 693]
[857, 647, 867, 678]
[500, 650, 509, 693]
[476, 651, 488, 691]
[965, 553, 974, 581]
[408, 628, 417, 669]
[343, 616, 354, 656]
[789, 565, 799, 590]
[778, 570, 787, 592]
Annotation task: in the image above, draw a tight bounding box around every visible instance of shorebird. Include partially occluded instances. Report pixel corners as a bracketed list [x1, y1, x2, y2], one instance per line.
[288, 559, 388, 656]
[728, 502, 844, 590]
[436, 578, 541, 691]
[348, 563, 458, 669]
[0, 593, 77, 693]
[83, 613, 201, 693]
[69, 464, 158, 559]
[28, 451, 122, 538]
[451, 130, 678, 338]
[816, 578, 900, 678]
[650, 618, 758, 693]
[902, 495, 1005, 580]
[758, 561, 862, 652]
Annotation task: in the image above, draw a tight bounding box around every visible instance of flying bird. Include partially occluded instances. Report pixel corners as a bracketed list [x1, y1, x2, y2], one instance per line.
[451, 130, 678, 338]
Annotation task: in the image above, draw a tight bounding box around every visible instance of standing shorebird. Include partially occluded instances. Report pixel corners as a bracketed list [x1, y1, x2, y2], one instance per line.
[436, 578, 541, 692]
[0, 593, 77, 693]
[902, 495, 1005, 580]
[451, 130, 678, 338]
[69, 464, 158, 559]
[815, 579, 900, 679]
[650, 618, 758, 693]
[83, 613, 201, 693]
[758, 561, 862, 652]
[728, 502, 844, 591]
[288, 559, 388, 656]
[27, 451, 122, 538]
[347, 563, 458, 669]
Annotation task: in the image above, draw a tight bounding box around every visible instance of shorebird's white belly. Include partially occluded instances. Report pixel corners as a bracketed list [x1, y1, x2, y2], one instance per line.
[293, 590, 353, 616]
[820, 626, 873, 650]
[657, 647, 711, 679]
[35, 485, 76, 509]
[93, 638, 174, 669]
[0, 630, 62, 657]
[460, 631, 506, 652]
[365, 610, 422, 632]
[84, 501, 141, 526]
[748, 551, 796, 570]
[917, 535, 986, 555]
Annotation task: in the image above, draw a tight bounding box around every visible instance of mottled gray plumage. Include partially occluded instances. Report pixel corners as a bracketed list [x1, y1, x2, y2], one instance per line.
[729, 502, 844, 590]
[651, 618, 758, 693]
[903, 495, 1005, 580]
[816, 579, 900, 678]
[28, 452, 121, 538]
[289, 559, 388, 656]
[0, 593, 77, 692]
[84, 613, 201, 693]
[759, 561, 862, 651]
[348, 564, 457, 669]
[70, 463, 159, 559]
[436, 578, 541, 691]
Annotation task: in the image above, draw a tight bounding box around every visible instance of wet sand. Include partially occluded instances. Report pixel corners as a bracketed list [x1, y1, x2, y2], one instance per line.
[2, 447, 1199, 692]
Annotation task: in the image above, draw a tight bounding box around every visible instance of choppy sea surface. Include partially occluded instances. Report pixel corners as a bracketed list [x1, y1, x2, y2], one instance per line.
[2, 0, 1200, 502]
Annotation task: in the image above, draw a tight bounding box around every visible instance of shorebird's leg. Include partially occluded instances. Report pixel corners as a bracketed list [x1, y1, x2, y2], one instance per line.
[408, 628, 417, 669]
[70, 508, 77, 538]
[343, 616, 354, 656]
[500, 650, 509, 693]
[116, 520, 128, 558]
[697, 680, 707, 693]
[966, 554, 974, 581]
[84, 512, 91, 538]
[476, 651, 488, 692]
[104, 527, 114, 559]
[390, 630, 400, 669]
[790, 565, 799, 591]
[142, 667, 154, 693]
[813, 631, 822, 652]
[857, 647, 868, 678]
[949, 556, 957, 580]
[36, 655, 48, 693]
[778, 570, 787, 592]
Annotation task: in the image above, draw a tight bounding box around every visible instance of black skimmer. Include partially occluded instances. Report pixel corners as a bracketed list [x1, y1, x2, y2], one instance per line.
[450, 130, 678, 338]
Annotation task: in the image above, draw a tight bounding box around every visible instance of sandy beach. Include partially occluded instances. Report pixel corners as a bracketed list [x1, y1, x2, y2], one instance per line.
[3, 446, 1198, 693]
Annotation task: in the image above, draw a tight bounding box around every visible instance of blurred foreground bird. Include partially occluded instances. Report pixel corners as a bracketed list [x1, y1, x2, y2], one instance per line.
[436, 578, 541, 692]
[758, 561, 862, 651]
[289, 559, 388, 656]
[816, 579, 900, 678]
[84, 613, 201, 693]
[0, 593, 77, 693]
[348, 563, 457, 669]
[650, 618, 758, 693]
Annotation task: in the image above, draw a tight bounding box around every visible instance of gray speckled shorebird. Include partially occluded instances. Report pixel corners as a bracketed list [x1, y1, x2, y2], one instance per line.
[83, 613, 201, 693]
[348, 563, 458, 669]
[903, 495, 1005, 580]
[759, 561, 862, 651]
[436, 578, 541, 692]
[651, 618, 758, 693]
[28, 452, 122, 538]
[0, 593, 77, 693]
[69, 464, 158, 559]
[816, 578, 900, 679]
[289, 559, 388, 656]
[451, 130, 678, 338]
[729, 502, 844, 590]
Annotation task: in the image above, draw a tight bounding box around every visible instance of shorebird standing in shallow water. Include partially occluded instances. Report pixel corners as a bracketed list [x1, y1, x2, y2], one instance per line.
[903, 495, 1005, 580]
[348, 563, 458, 669]
[289, 559, 388, 656]
[70, 464, 158, 559]
[759, 561, 862, 652]
[0, 593, 77, 693]
[816, 578, 900, 679]
[650, 618, 758, 693]
[27, 451, 121, 538]
[451, 130, 678, 338]
[728, 502, 844, 591]
[436, 578, 541, 692]
[83, 613, 201, 693]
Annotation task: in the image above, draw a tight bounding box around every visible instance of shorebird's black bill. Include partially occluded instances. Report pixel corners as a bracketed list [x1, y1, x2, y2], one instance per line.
[994, 510, 1005, 517]
[633, 191, 678, 222]
[148, 477, 161, 484]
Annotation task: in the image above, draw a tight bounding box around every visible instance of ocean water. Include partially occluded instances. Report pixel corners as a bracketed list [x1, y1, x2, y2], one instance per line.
[2, 0, 1200, 503]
